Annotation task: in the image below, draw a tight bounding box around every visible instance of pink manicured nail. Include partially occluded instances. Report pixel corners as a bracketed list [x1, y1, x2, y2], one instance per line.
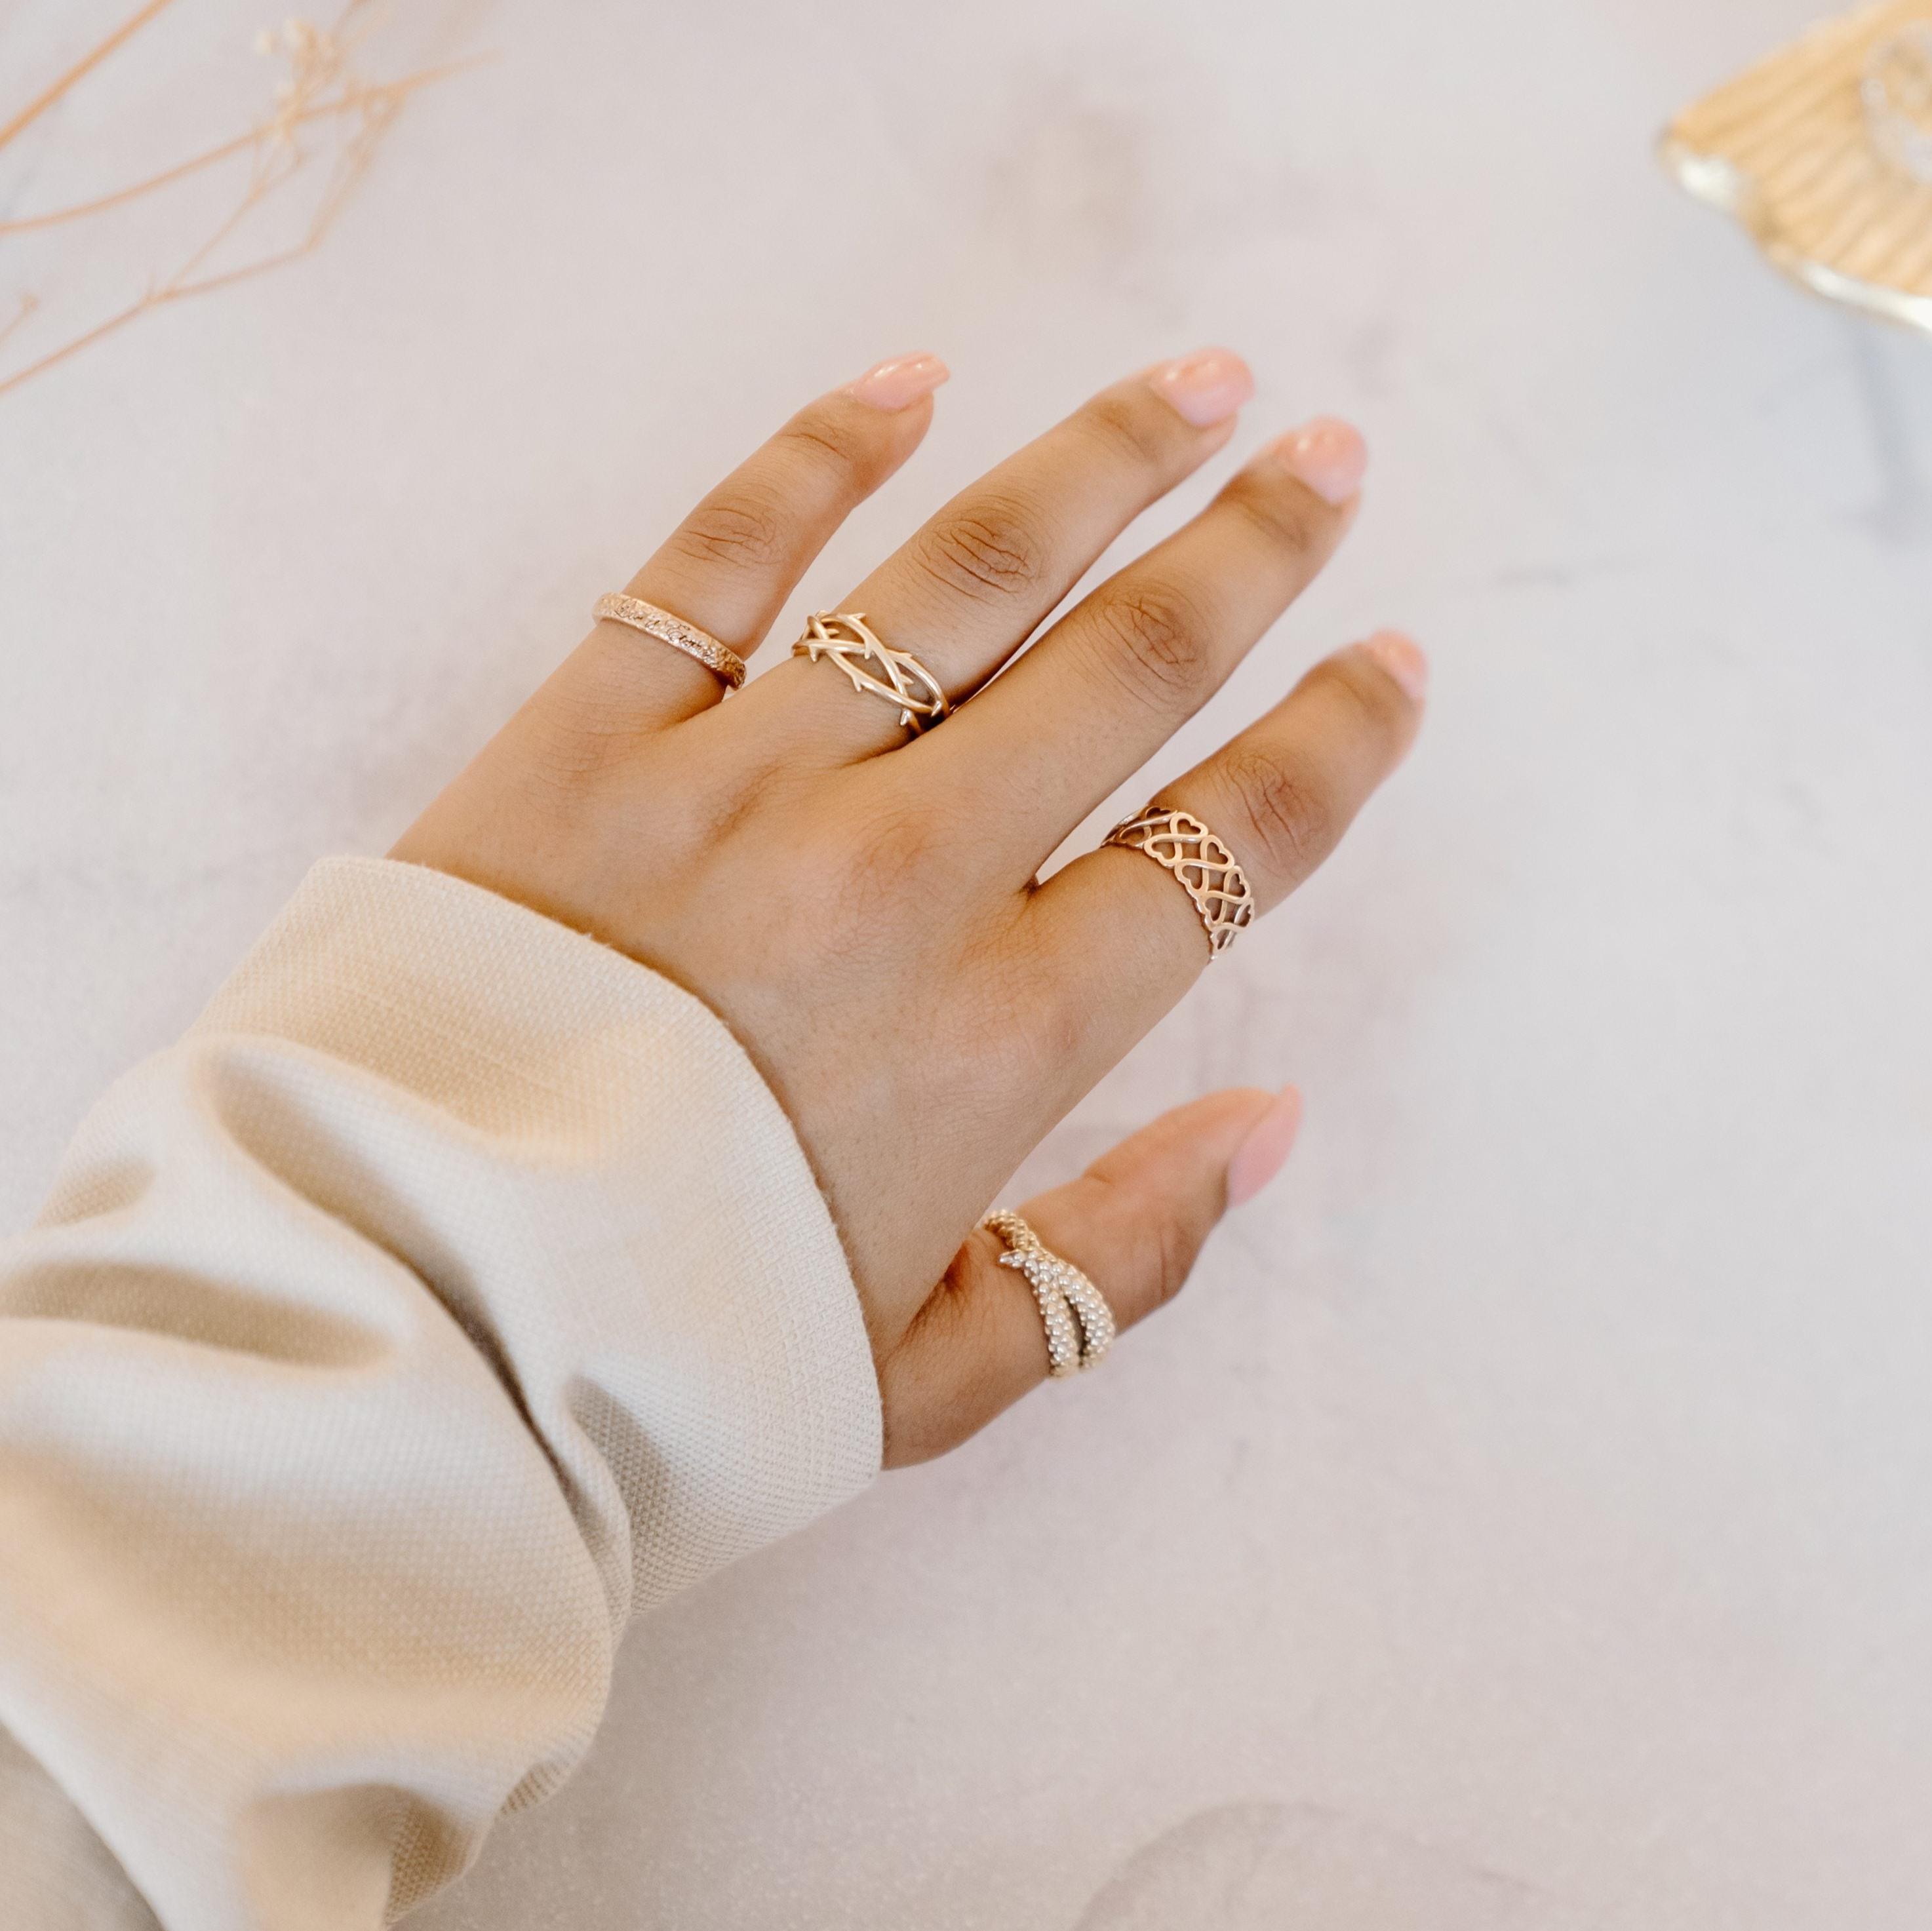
[1270, 416, 1368, 505]
[1147, 347, 1255, 427]
[1356, 629, 1429, 701]
[844, 352, 951, 412]
[1226, 1086, 1304, 1207]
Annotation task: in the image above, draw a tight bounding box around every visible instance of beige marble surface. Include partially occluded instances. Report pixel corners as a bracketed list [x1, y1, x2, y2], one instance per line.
[5, 1, 1932, 1926]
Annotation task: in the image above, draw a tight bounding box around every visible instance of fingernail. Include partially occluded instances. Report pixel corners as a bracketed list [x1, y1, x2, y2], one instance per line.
[1269, 416, 1368, 505]
[1226, 1086, 1304, 1207]
[1356, 629, 1429, 702]
[1147, 347, 1255, 427]
[844, 352, 951, 412]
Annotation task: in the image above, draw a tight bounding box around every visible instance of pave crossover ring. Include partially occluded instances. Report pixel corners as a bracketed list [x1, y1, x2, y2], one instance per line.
[1864, 26, 1932, 185]
[982, 1210, 1116, 1378]
[1103, 806, 1255, 958]
[593, 593, 747, 690]
[791, 610, 949, 733]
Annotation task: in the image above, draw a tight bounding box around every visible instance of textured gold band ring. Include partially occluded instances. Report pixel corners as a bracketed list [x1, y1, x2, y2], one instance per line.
[982, 1211, 1116, 1378]
[593, 594, 747, 690]
[791, 610, 949, 733]
[1104, 806, 1255, 959]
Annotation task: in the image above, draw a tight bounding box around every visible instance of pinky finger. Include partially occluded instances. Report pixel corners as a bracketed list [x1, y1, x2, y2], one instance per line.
[877, 1085, 1301, 1467]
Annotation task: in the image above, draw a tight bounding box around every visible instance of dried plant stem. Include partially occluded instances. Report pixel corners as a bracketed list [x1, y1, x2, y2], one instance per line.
[0, 292, 38, 349]
[1, 123, 310, 239]
[0, 0, 184, 155]
[0, 85, 404, 399]
[0, 5, 486, 400]
[0, 57, 482, 239]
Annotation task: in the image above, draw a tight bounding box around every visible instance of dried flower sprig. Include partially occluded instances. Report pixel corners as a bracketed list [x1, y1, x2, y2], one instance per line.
[0, 2, 483, 399]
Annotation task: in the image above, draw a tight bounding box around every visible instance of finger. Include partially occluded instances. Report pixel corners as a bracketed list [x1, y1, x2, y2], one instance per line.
[564, 354, 949, 730]
[1033, 632, 1427, 1042]
[928, 418, 1368, 868]
[877, 1085, 1301, 1467]
[734, 349, 1255, 758]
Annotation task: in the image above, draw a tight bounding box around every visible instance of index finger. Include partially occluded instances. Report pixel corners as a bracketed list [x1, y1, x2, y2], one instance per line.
[564, 354, 947, 730]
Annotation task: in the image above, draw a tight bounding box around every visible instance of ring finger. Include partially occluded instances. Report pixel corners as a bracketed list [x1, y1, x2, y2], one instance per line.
[1030, 631, 1428, 1061]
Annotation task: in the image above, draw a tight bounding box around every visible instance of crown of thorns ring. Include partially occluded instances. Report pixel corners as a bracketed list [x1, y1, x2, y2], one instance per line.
[791, 610, 950, 732]
[1104, 806, 1255, 958]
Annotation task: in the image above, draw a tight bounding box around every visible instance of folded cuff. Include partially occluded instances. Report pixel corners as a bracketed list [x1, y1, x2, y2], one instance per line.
[187, 855, 884, 1618]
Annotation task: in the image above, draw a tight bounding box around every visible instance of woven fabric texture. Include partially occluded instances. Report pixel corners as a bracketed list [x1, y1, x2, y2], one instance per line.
[0, 858, 881, 1930]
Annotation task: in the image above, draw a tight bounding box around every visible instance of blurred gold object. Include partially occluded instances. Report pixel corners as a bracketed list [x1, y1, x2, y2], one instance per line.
[1662, 1, 1932, 332]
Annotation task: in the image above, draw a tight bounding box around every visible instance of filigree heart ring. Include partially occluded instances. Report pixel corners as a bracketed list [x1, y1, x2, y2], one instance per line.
[1105, 806, 1255, 958]
[791, 610, 949, 733]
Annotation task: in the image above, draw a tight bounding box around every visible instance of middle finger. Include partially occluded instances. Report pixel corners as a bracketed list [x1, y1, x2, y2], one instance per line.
[922, 416, 1368, 869]
[731, 349, 1256, 756]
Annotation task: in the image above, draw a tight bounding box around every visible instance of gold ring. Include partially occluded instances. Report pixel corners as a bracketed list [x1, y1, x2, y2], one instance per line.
[791, 610, 949, 733]
[593, 593, 747, 690]
[982, 1210, 1115, 1377]
[1104, 806, 1255, 958]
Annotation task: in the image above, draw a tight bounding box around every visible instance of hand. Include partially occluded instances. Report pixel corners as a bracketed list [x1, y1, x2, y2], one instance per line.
[392, 348, 1425, 1464]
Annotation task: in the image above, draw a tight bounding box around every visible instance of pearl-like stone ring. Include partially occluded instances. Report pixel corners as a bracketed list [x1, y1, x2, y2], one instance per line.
[983, 1211, 1116, 1378]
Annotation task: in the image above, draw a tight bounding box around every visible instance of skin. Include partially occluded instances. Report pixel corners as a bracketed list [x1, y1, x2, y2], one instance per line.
[393, 351, 1425, 1467]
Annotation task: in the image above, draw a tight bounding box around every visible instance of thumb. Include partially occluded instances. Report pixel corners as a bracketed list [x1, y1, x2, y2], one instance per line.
[878, 1085, 1303, 1468]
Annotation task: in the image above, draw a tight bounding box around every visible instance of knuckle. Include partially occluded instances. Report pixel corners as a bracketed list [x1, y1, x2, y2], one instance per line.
[1221, 745, 1335, 883]
[666, 488, 791, 575]
[1076, 389, 1179, 472]
[959, 925, 1090, 1091]
[1008, 957, 1087, 1078]
[1324, 650, 1414, 742]
[1145, 1210, 1195, 1310]
[1089, 1171, 1194, 1312]
[816, 798, 935, 939]
[526, 725, 621, 799]
[1088, 579, 1215, 710]
[1029, 985, 1086, 1080]
[973, 1010, 1071, 1110]
[1226, 468, 1328, 556]
[908, 494, 1052, 606]
[775, 407, 873, 480]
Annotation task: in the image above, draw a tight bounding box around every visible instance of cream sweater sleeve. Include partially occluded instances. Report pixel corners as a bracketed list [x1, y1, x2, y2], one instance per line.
[0, 858, 882, 1930]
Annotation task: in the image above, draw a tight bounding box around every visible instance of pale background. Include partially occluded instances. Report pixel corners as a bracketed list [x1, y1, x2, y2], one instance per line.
[4, 1, 1931, 1926]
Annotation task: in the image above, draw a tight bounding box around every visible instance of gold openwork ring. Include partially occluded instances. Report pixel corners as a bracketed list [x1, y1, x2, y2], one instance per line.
[593, 594, 748, 690]
[1104, 806, 1255, 959]
[791, 610, 949, 733]
[982, 1211, 1115, 1378]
